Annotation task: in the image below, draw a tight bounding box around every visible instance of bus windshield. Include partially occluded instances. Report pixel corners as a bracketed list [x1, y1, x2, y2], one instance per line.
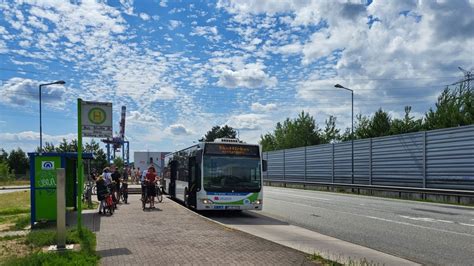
[203, 156, 261, 192]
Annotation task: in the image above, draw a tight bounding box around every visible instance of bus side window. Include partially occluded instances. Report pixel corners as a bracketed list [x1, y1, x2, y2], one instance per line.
[188, 157, 196, 184]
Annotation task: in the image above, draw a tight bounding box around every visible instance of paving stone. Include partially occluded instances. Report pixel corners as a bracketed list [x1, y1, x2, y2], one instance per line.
[95, 195, 316, 265]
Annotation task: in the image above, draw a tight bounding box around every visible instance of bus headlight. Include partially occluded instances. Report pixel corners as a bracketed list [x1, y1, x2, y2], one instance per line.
[201, 199, 214, 204]
[253, 199, 262, 205]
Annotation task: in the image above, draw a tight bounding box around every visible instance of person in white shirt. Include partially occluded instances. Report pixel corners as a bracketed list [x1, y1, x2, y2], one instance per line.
[103, 167, 112, 186]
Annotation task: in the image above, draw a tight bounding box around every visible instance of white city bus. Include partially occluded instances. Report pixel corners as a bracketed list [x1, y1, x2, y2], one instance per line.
[163, 138, 266, 210]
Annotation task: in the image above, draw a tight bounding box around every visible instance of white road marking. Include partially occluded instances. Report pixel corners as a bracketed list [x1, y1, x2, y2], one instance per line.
[399, 215, 454, 224]
[268, 198, 474, 238]
[459, 223, 474, 227]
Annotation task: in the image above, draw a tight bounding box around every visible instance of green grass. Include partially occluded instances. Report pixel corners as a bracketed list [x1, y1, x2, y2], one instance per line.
[309, 253, 343, 266]
[0, 191, 30, 214]
[0, 180, 30, 186]
[4, 227, 99, 266]
[0, 234, 23, 241]
[11, 214, 30, 230]
[0, 208, 29, 216]
[82, 201, 99, 210]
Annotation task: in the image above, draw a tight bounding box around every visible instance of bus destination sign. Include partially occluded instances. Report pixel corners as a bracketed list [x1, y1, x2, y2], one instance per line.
[205, 144, 259, 157]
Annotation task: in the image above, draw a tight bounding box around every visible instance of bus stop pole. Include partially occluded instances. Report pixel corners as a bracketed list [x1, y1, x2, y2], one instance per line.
[77, 98, 83, 230]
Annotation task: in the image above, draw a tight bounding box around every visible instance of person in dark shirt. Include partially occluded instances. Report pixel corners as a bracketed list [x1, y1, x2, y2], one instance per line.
[111, 167, 121, 204]
[96, 175, 108, 214]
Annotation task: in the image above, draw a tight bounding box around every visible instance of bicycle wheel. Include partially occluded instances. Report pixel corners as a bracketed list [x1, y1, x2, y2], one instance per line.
[108, 204, 114, 215]
[142, 190, 147, 210]
[157, 187, 163, 203]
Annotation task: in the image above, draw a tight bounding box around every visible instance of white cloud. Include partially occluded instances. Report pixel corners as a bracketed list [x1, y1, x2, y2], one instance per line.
[152, 86, 178, 100]
[139, 13, 150, 21]
[169, 20, 183, 30]
[217, 62, 277, 89]
[251, 102, 277, 112]
[119, 0, 135, 15]
[159, 0, 168, 7]
[0, 77, 68, 108]
[0, 131, 76, 143]
[127, 111, 159, 125]
[226, 113, 269, 130]
[166, 124, 192, 136]
[191, 26, 221, 42]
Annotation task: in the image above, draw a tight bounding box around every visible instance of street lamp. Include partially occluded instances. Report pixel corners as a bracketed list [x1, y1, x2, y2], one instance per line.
[334, 84, 354, 184]
[39, 80, 66, 154]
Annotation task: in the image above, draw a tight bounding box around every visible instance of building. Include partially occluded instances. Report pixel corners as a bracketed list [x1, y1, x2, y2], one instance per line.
[133, 151, 170, 176]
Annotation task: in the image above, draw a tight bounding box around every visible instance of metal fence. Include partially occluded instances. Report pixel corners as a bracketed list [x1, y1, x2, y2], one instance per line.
[264, 125, 474, 191]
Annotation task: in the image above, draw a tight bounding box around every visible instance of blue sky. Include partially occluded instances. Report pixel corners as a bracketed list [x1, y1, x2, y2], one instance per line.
[0, 0, 473, 160]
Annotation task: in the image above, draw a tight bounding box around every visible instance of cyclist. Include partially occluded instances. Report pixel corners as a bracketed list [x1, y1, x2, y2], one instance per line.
[120, 167, 130, 204]
[111, 165, 121, 204]
[145, 166, 157, 208]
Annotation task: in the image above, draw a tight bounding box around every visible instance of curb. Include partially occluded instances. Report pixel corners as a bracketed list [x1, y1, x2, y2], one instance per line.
[0, 186, 30, 190]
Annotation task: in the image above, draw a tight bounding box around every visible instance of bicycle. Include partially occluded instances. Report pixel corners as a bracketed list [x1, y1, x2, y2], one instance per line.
[120, 181, 129, 204]
[155, 181, 163, 203]
[142, 180, 155, 210]
[82, 181, 94, 208]
[104, 193, 114, 215]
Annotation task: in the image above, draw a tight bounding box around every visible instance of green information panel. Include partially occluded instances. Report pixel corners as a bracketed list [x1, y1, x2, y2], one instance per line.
[35, 156, 61, 220]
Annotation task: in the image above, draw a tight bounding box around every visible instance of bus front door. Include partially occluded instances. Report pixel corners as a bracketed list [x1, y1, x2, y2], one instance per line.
[169, 160, 178, 198]
[187, 156, 199, 208]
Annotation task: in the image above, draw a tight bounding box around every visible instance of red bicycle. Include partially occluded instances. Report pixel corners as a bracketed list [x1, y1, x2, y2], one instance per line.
[105, 193, 114, 215]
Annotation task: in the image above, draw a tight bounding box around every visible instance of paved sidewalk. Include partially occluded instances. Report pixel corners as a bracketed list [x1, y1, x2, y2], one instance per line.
[95, 195, 316, 265]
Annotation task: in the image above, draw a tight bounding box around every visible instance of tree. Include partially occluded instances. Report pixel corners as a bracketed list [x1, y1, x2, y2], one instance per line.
[260, 133, 277, 152]
[113, 157, 124, 170]
[260, 111, 322, 151]
[390, 106, 422, 135]
[36, 139, 109, 172]
[0, 162, 13, 181]
[0, 149, 8, 163]
[35, 142, 56, 153]
[85, 139, 108, 171]
[370, 108, 392, 137]
[8, 148, 29, 175]
[321, 115, 340, 144]
[354, 114, 372, 139]
[424, 85, 474, 130]
[201, 125, 237, 142]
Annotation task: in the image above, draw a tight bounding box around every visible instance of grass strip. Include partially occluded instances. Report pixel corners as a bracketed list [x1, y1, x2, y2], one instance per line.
[12, 215, 30, 231]
[0, 208, 30, 216]
[5, 227, 99, 266]
[309, 253, 343, 266]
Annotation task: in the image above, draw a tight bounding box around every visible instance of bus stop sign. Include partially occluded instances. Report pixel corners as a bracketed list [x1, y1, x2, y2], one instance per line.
[81, 101, 112, 138]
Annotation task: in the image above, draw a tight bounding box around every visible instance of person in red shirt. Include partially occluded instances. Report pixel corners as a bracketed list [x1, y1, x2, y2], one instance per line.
[145, 166, 157, 208]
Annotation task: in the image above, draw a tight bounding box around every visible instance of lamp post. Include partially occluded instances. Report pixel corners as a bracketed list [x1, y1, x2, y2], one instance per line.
[334, 84, 354, 184]
[39, 81, 66, 154]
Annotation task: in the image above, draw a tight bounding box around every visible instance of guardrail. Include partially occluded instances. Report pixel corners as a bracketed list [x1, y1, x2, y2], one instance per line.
[264, 179, 474, 204]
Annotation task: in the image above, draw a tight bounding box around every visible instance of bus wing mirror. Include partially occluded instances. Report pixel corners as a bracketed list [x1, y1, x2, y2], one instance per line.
[262, 160, 268, 172]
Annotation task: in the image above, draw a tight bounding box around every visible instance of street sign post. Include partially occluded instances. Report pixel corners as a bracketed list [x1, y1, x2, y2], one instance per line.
[77, 99, 112, 230]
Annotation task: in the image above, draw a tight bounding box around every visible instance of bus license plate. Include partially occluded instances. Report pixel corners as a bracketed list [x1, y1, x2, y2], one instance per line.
[225, 206, 240, 210]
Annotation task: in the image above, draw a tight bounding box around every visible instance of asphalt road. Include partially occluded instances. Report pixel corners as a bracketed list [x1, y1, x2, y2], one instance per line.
[206, 186, 474, 265]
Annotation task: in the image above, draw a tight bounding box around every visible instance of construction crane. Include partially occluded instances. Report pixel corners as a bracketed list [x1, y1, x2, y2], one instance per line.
[101, 106, 130, 166]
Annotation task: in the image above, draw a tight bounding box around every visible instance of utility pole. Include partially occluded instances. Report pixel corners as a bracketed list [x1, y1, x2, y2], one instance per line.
[454, 67, 473, 90]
